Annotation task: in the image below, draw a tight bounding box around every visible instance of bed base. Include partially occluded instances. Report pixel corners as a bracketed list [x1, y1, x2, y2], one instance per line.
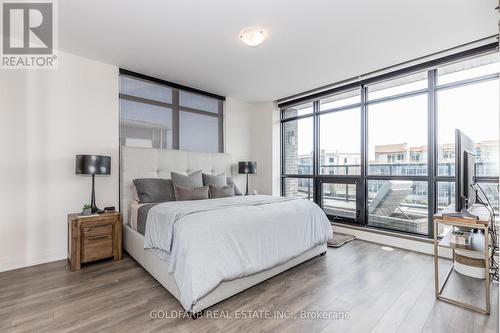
[123, 224, 327, 315]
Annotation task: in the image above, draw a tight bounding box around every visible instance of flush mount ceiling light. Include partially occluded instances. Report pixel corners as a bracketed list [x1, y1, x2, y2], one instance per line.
[239, 26, 267, 47]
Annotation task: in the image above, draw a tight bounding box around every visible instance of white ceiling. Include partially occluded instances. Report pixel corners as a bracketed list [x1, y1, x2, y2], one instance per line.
[59, 0, 498, 103]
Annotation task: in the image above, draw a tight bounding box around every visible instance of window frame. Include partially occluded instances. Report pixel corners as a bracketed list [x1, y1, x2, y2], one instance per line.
[119, 69, 224, 153]
[280, 44, 499, 239]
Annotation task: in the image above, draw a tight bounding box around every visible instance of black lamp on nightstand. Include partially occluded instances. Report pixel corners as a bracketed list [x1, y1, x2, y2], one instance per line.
[238, 161, 257, 196]
[76, 155, 111, 213]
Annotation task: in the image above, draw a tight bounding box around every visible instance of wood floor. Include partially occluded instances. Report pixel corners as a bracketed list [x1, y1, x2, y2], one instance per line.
[0, 240, 497, 333]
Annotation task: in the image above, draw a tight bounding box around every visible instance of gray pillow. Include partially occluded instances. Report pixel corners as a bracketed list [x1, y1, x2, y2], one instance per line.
[133, 178, 175, 203]
[209, 184, 235, 199]
[174, 185, 209, 201]
[202, 173, 227, 187]
[226, 177, 242, 196]
[171, 170, 203, 188]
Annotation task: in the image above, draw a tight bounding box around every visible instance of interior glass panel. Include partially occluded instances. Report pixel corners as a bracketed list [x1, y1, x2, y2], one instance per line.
[282, 102, 314, 119]
[476, 182, 499, 214]
[120, 76, 172, 104]
[368, 94, 428, 176]
[321, 183, 357, 220]
[438, 53, 499, 85]
[436, 181, 455, 236]
[179, 111, 219, 152]
[179, 90, 219, 113]
[368, 71, 428, 100]
[319, 108, 361, 175]
[319, 90, 361, 111]
[283, 178, 314, 200]
[437, 79, 499, 177]
[283, 117, 314, 175]
[367, 180, 428, 235]
[120, 99, 173, 149]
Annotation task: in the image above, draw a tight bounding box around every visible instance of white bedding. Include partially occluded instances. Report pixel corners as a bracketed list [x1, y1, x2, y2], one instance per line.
[144, 195, 332, 311]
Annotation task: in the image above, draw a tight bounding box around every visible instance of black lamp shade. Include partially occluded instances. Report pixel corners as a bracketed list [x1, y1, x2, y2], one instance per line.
[75, 155, 111, 175]
[238, 161, 257, 174]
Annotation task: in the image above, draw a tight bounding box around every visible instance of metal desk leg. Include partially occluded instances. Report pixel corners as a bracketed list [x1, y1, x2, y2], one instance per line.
[484, 226, 491, 314]
[434, 220, 439, 298]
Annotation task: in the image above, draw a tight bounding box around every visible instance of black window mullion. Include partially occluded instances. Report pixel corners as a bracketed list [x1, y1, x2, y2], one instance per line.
[280, 120, 284, 195]
[313, 101, 320, 177]
[428, 69, 437, 238]
[360, 85, 368, 225]
[313, 100, 320, 203]
[172, 89, 179, 149]
[218, 100, 224, 153]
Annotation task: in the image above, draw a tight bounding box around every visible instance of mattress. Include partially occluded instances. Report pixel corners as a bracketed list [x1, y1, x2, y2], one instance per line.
[129, 200, 158, 234]
[128, 209, 171, 263]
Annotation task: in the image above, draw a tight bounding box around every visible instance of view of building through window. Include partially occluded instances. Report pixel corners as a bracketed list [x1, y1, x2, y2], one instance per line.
[281, 52, 499, 236]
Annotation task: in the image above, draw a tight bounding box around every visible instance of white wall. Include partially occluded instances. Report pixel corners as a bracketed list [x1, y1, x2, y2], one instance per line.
[224, 99, 281, 196]
[224, 98, 253, 192]
[0, 51, 120, 272]
[249, 102, 280, 196]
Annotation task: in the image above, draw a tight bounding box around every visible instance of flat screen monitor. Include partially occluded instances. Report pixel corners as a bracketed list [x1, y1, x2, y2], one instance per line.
[455, 129, 476, 212]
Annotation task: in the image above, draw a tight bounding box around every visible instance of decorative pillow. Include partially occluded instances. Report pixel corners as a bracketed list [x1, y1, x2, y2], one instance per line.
[202, 173, 227, 187]
[171, 170, 203, 188]
[209, 184, 235, 199]
[226, 177, 242, 196]
[133, 178, 175, 203]
[174, 185, 209, 201]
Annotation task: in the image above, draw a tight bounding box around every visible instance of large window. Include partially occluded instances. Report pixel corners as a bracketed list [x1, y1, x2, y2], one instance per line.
[282, 102, 315, 199]
[368, 93, 428, 176]
[319, 92, 361, 176]
[283, 116, 313, 175]
[366, 73, 430, 234]
[280, 47, 499, 238]
[437, 53, 499, 177]
[119, 72, 224, 152]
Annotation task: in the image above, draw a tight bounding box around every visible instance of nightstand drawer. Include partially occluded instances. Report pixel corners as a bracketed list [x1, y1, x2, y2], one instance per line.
[82, 235, 113, 262]
[83, 224, 112, 238]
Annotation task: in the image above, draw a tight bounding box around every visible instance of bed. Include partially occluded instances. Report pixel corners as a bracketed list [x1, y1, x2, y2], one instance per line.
[121, 146, 331, 314]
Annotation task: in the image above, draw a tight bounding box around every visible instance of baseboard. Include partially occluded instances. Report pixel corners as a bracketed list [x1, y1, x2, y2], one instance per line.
[332, 223, 453, 259]
[0, 249, 67, 273]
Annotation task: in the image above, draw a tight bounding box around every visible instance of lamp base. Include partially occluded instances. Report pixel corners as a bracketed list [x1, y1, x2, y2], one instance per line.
[91, 207, 105, 214]
[90, 174, 105, 214]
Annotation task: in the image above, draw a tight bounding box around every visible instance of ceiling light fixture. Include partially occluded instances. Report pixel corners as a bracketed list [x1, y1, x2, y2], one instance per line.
[239, 26, 267, 47]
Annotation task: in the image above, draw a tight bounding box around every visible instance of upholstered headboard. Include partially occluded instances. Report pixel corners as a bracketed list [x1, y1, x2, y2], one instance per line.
[120, 146, 233, 224]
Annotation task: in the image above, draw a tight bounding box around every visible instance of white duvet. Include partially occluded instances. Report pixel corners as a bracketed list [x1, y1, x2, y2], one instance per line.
[144, 195, 332, 311]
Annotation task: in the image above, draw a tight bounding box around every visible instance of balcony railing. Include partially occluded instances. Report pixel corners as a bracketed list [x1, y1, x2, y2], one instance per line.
[289, 161, 499, 212]
[293, 161, 499, 177]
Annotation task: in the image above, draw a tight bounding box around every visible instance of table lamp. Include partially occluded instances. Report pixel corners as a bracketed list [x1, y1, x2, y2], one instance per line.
[238, 161, 257, 196]
[76, 155, 111, 213]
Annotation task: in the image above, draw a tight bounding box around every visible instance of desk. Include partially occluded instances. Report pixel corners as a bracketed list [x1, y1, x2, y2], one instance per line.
[433, 204, 492, 314]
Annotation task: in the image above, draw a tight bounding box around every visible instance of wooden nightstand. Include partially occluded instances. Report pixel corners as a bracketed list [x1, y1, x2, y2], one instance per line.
[68, 212, 122, 271]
